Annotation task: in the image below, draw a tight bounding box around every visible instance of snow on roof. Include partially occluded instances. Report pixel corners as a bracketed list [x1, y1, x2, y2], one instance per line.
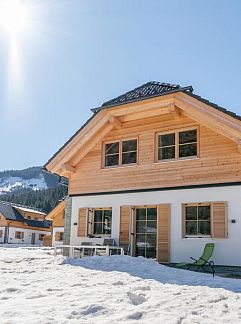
[14, 205, 46, 215]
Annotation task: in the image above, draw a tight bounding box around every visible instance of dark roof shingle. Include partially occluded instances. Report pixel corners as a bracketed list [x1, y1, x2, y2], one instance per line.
[93, 81, 193, 111]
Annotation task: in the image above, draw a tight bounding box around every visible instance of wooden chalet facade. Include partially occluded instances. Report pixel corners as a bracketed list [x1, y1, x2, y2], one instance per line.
[0, 201, 51, 244]
[45, 81, 241, 265]
[46, 200, 65, 246]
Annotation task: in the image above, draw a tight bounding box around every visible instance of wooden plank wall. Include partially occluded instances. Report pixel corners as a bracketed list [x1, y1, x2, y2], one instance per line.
[69, 114, 241, 195]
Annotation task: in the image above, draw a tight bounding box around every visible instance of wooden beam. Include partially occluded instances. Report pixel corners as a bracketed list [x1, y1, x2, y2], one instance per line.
[174, 94, 241, 142]
[61, 163, 76, 173]
[71, 122, 114, 166]
[108, 115, 122, 129]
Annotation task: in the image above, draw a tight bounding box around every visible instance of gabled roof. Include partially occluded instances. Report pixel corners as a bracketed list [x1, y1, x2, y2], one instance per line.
[0, 201, 23, 221]
[44, 81, 241, 177]
[0, 201, 51, 229]
[93, 81, 193, 112]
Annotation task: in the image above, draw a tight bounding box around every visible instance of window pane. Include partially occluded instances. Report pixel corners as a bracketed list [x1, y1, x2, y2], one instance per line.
[103, 222, 111, 234]
[186, 206, 197, 220]
[158, 146, 175, 160]
[94, 222, 102, 234]
[179, 130, 197, 144]
[136, 221, 146, 233]
[105, 154, 119, 167]
[136, 208, 146, 221]
[198, 221, 211, 235]
[186, 221, 197, 235]
[104, 209, 112, 219]
[179, 143, 197, 158]
[147, 208, 157, 221]
[146, 234, 156, 247]
[158, 133, 175, 147]
[198, 206, 210, 220]
[105, 142, 119, 154]
[136, 234, 146, 247]
[146, 221, 157, 233]
[94, 210, 103, 223]
[122, 139, 137, 152]
[122, 152, 137, 164]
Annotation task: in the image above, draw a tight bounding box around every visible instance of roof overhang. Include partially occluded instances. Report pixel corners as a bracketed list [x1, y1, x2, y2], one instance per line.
[45, 91, 241, 178]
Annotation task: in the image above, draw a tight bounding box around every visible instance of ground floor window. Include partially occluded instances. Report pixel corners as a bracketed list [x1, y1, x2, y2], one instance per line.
[59, 232, 64, 241]
[15, 231, 24, 239]
[0, 230, 3, 238]
[93, 209, 112, 235]
[39, 234, 45, 241]
[55, 231, 64, 241]
[184, 204, 211, 237]
[135, 207, 157, 258]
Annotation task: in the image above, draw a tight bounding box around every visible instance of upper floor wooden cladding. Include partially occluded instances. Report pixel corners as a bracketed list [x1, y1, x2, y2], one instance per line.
[68, 112, 241, 195]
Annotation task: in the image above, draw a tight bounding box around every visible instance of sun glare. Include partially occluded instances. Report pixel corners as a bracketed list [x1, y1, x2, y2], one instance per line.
[0, 0, 29, 35]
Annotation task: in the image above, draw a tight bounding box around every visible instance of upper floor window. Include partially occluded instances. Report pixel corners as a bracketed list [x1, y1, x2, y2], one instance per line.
[157, 128, 197, 161]
[104, 139, 137, 167]
[93, 209, 112, 235]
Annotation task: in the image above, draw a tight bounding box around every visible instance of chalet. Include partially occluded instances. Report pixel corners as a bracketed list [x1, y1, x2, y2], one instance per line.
[44, 81, 241, 266]
[0, 201, 52, 244]
[46, 200, 65, 246]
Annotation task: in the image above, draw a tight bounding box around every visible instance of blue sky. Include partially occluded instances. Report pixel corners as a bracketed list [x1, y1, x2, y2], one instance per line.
[0, 0, 241, 170]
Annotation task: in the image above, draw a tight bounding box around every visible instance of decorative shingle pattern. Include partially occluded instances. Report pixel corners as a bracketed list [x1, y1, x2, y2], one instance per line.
[100, 81, 193, 108]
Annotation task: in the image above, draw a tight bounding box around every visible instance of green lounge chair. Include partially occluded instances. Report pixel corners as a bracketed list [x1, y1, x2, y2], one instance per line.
[176, 243, 215, 277]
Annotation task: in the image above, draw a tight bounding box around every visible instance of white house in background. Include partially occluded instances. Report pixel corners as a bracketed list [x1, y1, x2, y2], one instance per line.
[45, 81, 241, 266]
[46, 200, 65, 246]
[0, 201, 52, 244]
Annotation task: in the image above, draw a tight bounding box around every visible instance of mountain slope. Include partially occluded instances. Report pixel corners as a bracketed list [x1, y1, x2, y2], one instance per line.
[0, 166, 60, 194]
[0, 167, 68, 213]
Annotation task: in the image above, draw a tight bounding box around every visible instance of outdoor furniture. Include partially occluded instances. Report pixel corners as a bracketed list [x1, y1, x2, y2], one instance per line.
[74, 242, 93, 258]
[176, 243, 215, 277]
[95, 238, 117, 256]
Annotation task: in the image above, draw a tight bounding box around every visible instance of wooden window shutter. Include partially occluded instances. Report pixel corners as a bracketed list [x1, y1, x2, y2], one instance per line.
[78, 208, 88, 237]
[211, 202, 228, 238]
[119, 206, 131, 246]
[157, 204, 170, 263]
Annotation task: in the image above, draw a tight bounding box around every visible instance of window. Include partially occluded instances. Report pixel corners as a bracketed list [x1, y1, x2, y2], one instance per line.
[184, 204, 211, 237]
[157, 129, 198, 161]
[122, 140, 137, 164]
[59, 232, 64, 241]
[179, 129, 197, 158]
[0, 230, 3, 238]
[93, 209, 112, 235]
[27, 216, 31, 219]
[15, 231, 24, 239]
[39, 234, 45, 241]
[158, 133, 175, 160]
[104, 139, 137, 167]
[105, 142, 119, 167]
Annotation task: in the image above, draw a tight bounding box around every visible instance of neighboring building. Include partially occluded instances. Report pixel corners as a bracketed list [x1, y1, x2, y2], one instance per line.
[46, 200, 65, 246]
[44, 81, 241, 266]
[0, 201, 52, 244]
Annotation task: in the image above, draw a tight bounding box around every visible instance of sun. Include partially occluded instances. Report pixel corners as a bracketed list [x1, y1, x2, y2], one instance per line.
[0, 0, 30, 35]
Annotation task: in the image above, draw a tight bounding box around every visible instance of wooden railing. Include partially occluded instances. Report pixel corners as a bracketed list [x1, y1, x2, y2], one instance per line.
[54, 244, 124, 258]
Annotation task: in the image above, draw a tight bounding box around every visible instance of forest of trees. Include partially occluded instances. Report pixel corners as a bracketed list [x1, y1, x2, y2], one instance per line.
[0, 185, 68, 213]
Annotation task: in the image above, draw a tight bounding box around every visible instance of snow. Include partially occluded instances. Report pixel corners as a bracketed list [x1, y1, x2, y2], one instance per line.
[1, 247, 241, 324]
[0, 174, 47, 194]
[14, 205, 46, 215]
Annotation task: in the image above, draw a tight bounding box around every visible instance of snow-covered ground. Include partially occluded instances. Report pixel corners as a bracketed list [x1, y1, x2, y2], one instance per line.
[1, 247, 241, 324]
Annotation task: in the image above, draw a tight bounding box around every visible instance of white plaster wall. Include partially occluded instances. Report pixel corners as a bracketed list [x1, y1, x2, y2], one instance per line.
[0, 226, 5, 243]
[7, 227, 50, 245]
[70, 185, 241, 266]
[52, 227, 64, 246]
